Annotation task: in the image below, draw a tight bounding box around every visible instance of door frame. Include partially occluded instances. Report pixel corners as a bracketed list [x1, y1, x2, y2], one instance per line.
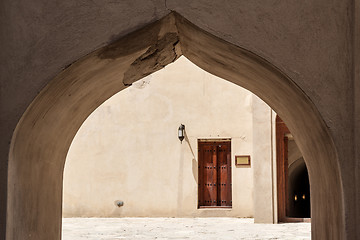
[197, 139, 232, 208]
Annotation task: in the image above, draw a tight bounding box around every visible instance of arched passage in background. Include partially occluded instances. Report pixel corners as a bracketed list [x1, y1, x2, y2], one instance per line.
[8, 12, 344, 240]
[288, 158, 310, 218]
[276, 116, 311, 221]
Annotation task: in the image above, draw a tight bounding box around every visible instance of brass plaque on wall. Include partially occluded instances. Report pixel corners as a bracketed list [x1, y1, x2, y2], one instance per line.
[235, 155, 251, 166]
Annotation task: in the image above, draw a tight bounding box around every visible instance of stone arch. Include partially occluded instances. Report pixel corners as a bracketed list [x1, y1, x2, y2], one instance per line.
[8, 12, 344, 240]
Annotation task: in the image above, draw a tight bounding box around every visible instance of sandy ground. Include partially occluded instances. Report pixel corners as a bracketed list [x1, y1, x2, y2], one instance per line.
[62, 217, 311, 240]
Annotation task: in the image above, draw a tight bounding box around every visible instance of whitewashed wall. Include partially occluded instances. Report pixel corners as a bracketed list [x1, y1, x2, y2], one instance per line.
[63, 57, 273, 219]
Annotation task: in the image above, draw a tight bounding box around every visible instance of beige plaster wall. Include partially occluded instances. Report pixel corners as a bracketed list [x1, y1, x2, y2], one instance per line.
[63, 56, 272, 218]
[252, 96, 274, 223]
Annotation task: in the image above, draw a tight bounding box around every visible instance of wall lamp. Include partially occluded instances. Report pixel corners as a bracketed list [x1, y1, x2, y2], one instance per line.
[178, 124, 185, 143]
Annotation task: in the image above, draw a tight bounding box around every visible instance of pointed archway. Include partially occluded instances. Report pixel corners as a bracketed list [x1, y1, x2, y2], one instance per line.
[8, 12, 344, 239]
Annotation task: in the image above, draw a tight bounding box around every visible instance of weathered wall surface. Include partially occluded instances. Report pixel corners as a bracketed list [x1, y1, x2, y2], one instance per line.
[354, 1, 360, 239]
[0, 1, 357, 239]
[252, 96, 274, 223]
[63, 57, 271, 218]
[0, 3, 171, 238]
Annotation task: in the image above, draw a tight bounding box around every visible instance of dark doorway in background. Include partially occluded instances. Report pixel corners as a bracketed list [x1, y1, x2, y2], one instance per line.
[198, 140, 232, 208]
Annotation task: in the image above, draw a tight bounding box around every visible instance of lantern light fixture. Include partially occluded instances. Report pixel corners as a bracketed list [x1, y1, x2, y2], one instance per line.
[178, 124, 185, 143]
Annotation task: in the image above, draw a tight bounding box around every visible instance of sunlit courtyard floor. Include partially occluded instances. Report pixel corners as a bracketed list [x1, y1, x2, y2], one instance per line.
[62, 217, 311, 240]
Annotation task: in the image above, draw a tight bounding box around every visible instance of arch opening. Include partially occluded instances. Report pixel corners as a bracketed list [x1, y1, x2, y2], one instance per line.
[62, 56, 309, 238]
[8, 12, 344, 240]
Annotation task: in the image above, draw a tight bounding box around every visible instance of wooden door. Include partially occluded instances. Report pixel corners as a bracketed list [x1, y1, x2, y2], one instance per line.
[276, 116, 290, 222]
[198, 140, 232, 208]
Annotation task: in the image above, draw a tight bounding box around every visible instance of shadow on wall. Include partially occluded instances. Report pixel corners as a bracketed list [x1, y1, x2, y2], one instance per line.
[184, 129, 198, 183]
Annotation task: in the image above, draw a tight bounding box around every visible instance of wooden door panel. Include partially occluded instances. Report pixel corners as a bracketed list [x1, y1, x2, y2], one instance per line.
[204, 146, 217, 206]
[217, 143, 231, 206]
[199, 144, 218, 206]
